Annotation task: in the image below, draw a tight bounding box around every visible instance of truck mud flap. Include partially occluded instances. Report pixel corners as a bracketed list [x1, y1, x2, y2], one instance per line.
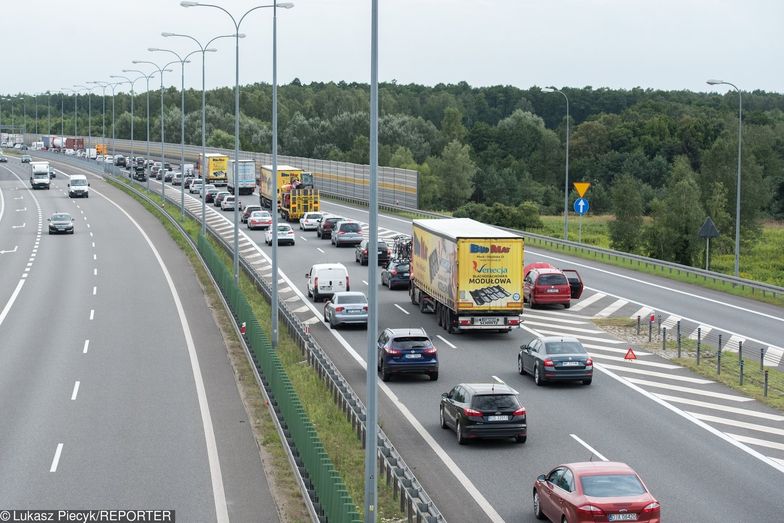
[469, 285, 511, 305]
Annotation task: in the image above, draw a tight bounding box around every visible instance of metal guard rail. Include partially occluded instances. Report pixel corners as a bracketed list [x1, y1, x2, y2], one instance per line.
[321, 193, 784, 299]
[104, 165, 445, 523]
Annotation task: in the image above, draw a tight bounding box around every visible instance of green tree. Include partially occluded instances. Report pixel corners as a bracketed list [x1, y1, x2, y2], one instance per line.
[429, 140, 476, 210]
[608, 173, 644, 252]
[207, 129, 234, 149]
[441, 107, 467, 143]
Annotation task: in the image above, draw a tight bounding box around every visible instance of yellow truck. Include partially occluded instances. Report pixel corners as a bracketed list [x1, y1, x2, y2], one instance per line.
[198, 153, 228, 186]
[409, 218, 524, 333]
[280, 186, 320, 221]
[96, 144, 108, 155]
[258, 164, 314, 208]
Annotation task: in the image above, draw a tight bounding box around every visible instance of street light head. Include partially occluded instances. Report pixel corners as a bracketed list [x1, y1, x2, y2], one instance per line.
[237, 33, 247, 38]
[180, 1, 199, 6]
[148, 47, 161, 52]
[706, 79, 724, 85]
[543, 87, 556, 92]
[205, 48, 218, 53]
[278, 2, 295, 8]
[161, 32, 175, 37]
[164, 69, 174, 73]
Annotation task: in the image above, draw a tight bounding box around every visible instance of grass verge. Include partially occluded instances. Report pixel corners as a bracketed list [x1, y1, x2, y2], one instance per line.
[108, 176, 406, 522]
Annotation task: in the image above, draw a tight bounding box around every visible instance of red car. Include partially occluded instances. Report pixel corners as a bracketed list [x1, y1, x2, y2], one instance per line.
[533, 462, 660, 522]
[524, 266, 583, 308]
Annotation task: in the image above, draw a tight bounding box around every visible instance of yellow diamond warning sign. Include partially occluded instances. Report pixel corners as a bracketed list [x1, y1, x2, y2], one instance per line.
[573, 182, 591, 198]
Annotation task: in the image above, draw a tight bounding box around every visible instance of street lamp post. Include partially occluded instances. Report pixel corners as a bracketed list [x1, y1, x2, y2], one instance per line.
[182, 0, 294, 343]
[88, 82, 108, 143]
[111, 74, 146, 164]
[62, 88, 78, 139]
[149, 48, 198, 219]
[59, 92, 64, 136]
[47, 92, 51, 135]
[34, 94, 38, 135]
[544, 87, 570, 241]
[133, 59, 180, 206]
[75, 85, 94, 150]
[707, 79, 742, 277]
[124, 69, 158, 191]
[162, 31, 236, 236]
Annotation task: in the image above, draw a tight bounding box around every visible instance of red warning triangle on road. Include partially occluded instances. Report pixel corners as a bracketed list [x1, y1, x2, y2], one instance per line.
[624, 347, 637, 360]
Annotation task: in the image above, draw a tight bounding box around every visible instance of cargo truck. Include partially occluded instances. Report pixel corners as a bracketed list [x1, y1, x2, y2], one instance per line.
[280, 186, 320, 221]
[198, 153, 228, 186]
[65, 137, 85, 151]
[96, 144, 108, 155]
[29, 161, 51, 190]
[228, 159, 257, 195]
[409, 218, 524, 334]
[258, 164, 314, 208]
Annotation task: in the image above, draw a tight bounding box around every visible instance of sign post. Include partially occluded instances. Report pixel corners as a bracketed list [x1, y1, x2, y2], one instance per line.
[572, 182, 590, 243]
[698, 217, 720, 271]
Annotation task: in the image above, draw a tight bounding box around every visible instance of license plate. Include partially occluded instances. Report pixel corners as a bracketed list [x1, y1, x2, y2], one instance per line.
[560, 361, 581, 367]
[405, 353, 421, 359]
[348, 309, 362, 314]
[547, 288, 560, 293]
[478, 318, 499, 325]
[487, 415, 508, 422]
[608, 515, 637, 522]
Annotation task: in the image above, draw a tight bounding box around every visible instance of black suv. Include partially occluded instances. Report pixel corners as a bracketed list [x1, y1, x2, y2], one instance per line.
[377, 328, 438, 382]
[316, 215, 344, 240]
[355, 240, 391, 266]
[439, 383, 527, 445]
[114, 155, 127, 167]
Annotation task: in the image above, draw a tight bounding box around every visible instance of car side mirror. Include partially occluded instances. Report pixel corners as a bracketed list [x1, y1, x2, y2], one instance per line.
[47, 218, 51, 222]
[305, 273, 310, 278]
[71, 218, 75, 222]
[441, 392, 448, 398]
[88, 183, 90, 186]
[67, 183, 70, 187]
[537, 474, 546, 482]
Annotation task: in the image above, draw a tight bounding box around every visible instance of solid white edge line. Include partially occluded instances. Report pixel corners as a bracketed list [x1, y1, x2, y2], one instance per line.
[71, 381, 80, 400]
[90, 185, 229, 521]
[50, 443, 63, 472]
[0, 180, 4, 225]
[570, 434, 609, 461]
[436, 334, 457, 349]
[393, 303, 410, 315]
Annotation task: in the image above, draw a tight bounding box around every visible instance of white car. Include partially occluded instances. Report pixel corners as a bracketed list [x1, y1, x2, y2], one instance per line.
[103, 156, 114, 164]
[299, 211, 324, 231]
[265, 224, 295, 245]
[96, 155, 105, 163]
[189, 179, 204, 194]
[221, 195, 236, 211]
[64, 148, 75, 155]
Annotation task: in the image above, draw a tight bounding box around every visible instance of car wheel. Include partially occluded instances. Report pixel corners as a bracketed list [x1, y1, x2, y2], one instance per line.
[362, 258, 368, 266]
[533, 490, 545, 520]
[380, 361, 391, 382]
[534, 364, 544, 386]
[564, 301, 571, 309]
[456, 421, 466, 445]
[439, 407, 448, 429]
[307, 287, 312, 297]
[329, 316, 336, 329]
[313, 292, 321, 303]
[582, 378, 592, 386]
[429, 371, 438, 381]
[518, 356, 525, 375]
[515, 434, 527, 444]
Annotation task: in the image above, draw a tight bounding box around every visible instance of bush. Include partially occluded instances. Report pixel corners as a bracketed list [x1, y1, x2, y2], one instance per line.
[453, 201, 543, 230]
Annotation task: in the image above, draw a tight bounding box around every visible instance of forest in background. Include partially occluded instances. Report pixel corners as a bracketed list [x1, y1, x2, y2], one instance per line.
[8, 81, 784, 268]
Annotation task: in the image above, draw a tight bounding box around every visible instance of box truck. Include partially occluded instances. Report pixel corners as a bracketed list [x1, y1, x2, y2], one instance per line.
[198, 153, 228, 186]
[30, 161, 51, 190]
[409, 218, 524, 333]
[228, 159, 256, 195]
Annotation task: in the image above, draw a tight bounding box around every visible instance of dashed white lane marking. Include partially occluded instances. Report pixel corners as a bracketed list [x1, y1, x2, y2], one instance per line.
[569, 292, 606, 311]
[49, 443, 64, 472]
[599, 363, 713, 384]
[492, 375, 504, 384]
[595, 299, 629, 318]
[436, 335, 457, 349]
[522, 320, 603, 334]
[89, 309, 94, 320]
[93, 268, 97, 276]
[316, 247, 325, 254]
[92, 286, 97, 296]
[394, 304, 410, 315]
[688, 413, 784, 437]
[83, 340, 90, 354]
[623, 378, 754, 401]
[362, 280, 368, 286]
[91, 242, 95, 248]
[570, 434, 608, 461]
[93, 254, 97, 261]
[591, 354, 680, 369]
[299, 236, 308, 242]
[727, 434, 784, 452]
[12, 223, 25, 228]
[654, 394, 784, 421]
[764, 347, 784, 367]
[71, 381, 80, 400]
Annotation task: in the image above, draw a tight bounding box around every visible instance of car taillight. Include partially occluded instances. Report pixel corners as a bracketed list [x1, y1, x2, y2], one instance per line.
[576, 505, 605, 517]
[338, 231, 346, 235]
[363, 249, 368, 254]
[512, 407, 526, 416]
[390, 269, 397, 276]
[314, 277, 318, 288]
[543, 359, 555, 367]
[363, 305, 368, 311]
[585, 358, 593, 366]
[384, 345, 401, 356]
[463, 407, 483, 417]
[508, 317, 520, 326]
[423, 347, 437, 355]
[335, 306, 345, 313]
[459, 318, 472, 326]
[642, 502, 660, 513]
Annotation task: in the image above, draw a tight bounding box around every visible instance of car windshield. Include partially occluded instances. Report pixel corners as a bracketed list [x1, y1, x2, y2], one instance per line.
[391, 336, 432, 350]
[471, 394, 519, 411]
[71, 179, 87, 186]
[395, 264, 410, 272]
[340, 223, 361, 232]
[338, 295, 367, 304]
[544, 341, 587, 355]
[52, 214, 71, 221]
[277, 225, 291, 232]
[538, 274, 568, 285]
[307, 213, 323, 220]
[580, 474, 646, 497]
[250, 212, 267, 218]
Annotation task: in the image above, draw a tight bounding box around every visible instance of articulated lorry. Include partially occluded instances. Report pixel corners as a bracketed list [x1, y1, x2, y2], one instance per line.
[409, 218, 524, 334]
[198, 153, 228, 186]
[228, 159, 257, 195]
[29, 161, 51, 190]
[258, 164, 314, 208]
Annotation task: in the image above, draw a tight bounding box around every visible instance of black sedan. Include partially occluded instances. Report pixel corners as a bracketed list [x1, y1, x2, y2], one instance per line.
[518, 335, 593, 386]
[381, 260, 410, 290]
[354, 239, 391, 266]
[440, 383, 527, 444]
[48, 212, 75, 234]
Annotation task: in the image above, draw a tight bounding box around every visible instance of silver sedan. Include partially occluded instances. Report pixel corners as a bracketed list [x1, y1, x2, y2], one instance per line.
[323, 291, 368, 329]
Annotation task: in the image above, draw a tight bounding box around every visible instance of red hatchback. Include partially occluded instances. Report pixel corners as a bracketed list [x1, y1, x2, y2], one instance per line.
[524, 267, 583, 308]
[533, 462, 660, 522]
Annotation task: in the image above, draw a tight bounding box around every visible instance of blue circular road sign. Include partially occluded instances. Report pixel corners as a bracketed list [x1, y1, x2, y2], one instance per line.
[574, 197, 590, 215]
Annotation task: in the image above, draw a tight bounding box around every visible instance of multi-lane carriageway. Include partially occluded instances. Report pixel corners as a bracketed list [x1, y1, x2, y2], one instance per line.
[18, 152, 784, 522]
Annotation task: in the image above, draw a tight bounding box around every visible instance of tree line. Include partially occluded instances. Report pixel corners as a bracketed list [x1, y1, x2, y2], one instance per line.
[7, 81, 784, 268]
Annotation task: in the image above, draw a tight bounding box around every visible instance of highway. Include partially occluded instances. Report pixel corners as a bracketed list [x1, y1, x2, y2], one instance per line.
[43, 153, 784, 522]
[0, 157, 278, 521]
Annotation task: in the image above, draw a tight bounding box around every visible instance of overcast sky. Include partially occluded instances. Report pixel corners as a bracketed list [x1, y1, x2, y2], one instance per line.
[2, 0, 782, 96]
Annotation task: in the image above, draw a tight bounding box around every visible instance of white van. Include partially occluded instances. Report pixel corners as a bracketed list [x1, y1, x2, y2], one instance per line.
[68, 175, 90, 198]
[306, 263, 349, 302]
